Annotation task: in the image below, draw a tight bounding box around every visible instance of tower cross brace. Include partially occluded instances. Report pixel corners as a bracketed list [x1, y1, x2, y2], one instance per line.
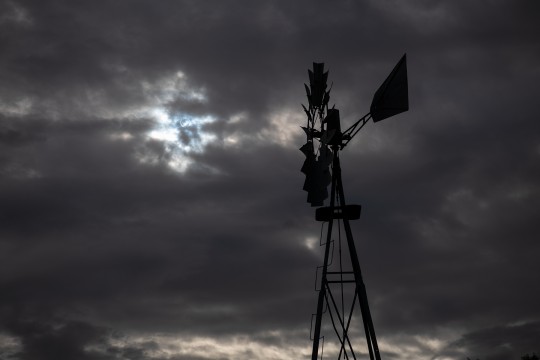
[310, 147, 380, 360]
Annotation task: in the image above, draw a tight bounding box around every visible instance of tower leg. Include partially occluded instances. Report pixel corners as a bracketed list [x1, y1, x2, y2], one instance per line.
[311, 151, 381, 360]
[334, 156, 381, 360]
[311, 151, 338, 360]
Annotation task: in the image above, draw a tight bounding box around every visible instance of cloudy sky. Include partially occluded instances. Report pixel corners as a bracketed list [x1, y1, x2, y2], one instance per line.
[1, 1, 539, 360]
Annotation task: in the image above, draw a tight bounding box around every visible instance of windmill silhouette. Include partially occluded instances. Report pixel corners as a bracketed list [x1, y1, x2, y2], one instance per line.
[300, 55, 409, 360]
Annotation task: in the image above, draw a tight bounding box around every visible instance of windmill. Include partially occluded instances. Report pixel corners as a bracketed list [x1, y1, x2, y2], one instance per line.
[300, 55, 409, 360]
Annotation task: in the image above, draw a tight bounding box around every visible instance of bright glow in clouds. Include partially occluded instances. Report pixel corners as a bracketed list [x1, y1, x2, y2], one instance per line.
[85, 333, 312, 360]
[148, 109, 216, 153]
[303, 236, 319, 251]
[81, 332, 454, 360]
[132, 71, 218, 172]
[0, 97, 33, 116]
[3, 327, 461, 360]
[259, 110, 304, 147]
[0, 333, 21, 359]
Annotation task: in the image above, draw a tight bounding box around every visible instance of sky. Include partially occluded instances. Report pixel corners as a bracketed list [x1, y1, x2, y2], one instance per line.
[1, 1, 539, 360]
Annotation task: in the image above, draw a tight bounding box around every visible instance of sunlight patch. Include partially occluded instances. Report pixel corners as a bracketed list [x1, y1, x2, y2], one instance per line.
[126, 70, 218, 173]
[303, 236, 319, 251]
[0, 97, 33, 116]
[259, 110, 304, 147]
[413, 335, 446, 351]
[81, 330, 466, 360]
[108, 132, 134, 141]
[86, 332, 311, 360]
[146, 109, 217, 172]
[0, 333, 22, 359]
[227, 112, 248, 124]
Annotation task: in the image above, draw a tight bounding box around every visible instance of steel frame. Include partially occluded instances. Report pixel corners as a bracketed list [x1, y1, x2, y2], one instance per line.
[310, 146, 381, 360]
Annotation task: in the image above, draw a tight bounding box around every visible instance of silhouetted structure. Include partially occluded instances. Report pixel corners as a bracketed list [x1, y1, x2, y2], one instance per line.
[300, 55, 408, 360]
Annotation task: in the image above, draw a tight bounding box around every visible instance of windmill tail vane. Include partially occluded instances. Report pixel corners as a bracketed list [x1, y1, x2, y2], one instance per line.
[299, 55, 409, 360]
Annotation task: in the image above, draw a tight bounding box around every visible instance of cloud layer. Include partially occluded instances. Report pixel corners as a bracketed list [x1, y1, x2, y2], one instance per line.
[1, 1, 539, 359]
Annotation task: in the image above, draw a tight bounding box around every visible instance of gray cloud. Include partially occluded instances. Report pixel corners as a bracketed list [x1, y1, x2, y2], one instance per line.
[435, 321, 540, 360]
[0, 1, 539, 359]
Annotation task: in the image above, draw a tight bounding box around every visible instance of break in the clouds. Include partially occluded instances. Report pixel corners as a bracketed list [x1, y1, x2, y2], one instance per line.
[1, 1, 540, 360]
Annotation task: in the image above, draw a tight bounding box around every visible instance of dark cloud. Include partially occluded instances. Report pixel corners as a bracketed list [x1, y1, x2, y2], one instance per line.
[436, 321, 540, 360]
[0, 1, 539, 359]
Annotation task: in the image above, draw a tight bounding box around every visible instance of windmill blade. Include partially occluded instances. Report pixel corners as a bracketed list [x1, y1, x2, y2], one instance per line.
[309, 63, 328, 108]
[370, 53, 409, 122]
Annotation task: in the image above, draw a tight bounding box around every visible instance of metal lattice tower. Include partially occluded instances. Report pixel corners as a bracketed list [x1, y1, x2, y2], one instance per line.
[300, 55, 409, 360]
